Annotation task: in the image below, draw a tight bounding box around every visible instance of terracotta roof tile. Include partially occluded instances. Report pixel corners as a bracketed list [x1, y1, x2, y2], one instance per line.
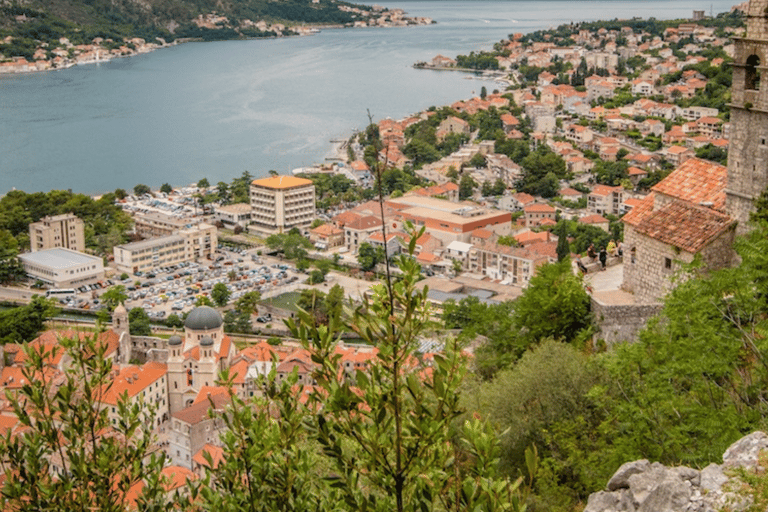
[652, 157, 726, 208]
[633, 201, 735, 253]
[524, 203, 556, 213]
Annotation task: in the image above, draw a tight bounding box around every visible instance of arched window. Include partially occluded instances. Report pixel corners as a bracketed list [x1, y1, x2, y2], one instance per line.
[746, 54, 761, 91]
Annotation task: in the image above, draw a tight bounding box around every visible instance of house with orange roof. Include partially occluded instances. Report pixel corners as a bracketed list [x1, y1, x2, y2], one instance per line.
[468, 242, 548, 286]
[588, 185, 623, 216]
[664, 145, 695, 166]
[192, 443, 225, 477]
[168, 388, 228, 468]
[513, 229, 552, 246]
[100, 362, 169, 430]
[527, 241, 559, 262]
[696, 116, 723, 138]
[368, 231, 402, 257]
[499, 192, 536, 212]
[622, 197, 646, 214]
[578, 214, 610, 232]
[622, 158, 736, 302]
[624, 153, 661, 171]
[344, 214, 383, 254]
[565, 124, 594, 148]
[276, 349, 316, 386]
[628, 167, 649, 187]
[663, 125, 687, 145]
[17, 328, 122, 372]
[523, 203, 556, 228]
[310, 223, 344, 250]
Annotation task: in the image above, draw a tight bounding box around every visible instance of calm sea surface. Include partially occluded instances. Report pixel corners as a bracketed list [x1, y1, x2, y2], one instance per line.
[0, 0, 737, 194]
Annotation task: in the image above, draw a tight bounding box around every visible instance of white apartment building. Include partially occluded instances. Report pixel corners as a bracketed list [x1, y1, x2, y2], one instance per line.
[29, 213, 85, 253]
[250, 176, 315, 234]
[113, 223, 217, 274]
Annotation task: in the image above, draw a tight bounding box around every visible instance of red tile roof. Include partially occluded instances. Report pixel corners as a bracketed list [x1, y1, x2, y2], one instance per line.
[524, 203, 556, 213]
[651, 157, 726, 209]
[101, 362, 167, 406]
[632, 201, 734, 253]
[579, 214, 609, 225]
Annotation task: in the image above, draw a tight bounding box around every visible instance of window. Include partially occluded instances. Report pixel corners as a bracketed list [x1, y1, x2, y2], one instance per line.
[746, 54, 761, 91]
[664, 257, 672, 270]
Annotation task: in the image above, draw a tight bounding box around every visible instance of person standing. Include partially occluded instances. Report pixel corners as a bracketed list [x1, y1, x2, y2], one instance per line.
[599, 247, 607, 270]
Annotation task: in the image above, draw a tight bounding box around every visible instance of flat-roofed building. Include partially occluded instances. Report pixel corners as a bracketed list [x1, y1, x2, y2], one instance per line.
[113, 223, 217, 274]
[386, 195, 512, 247]
[19, 248, 104, 288]
[133, 211, 201, 238]
[214, 203, 252, 229]
[29, 213, 85, 253]
[250, 176, 315, 234]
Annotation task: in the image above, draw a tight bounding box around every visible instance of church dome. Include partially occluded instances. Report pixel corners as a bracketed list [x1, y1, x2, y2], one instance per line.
[185, 306, 223, 331]
[200, 335, 214, 347]
[168, 334, 183, 346]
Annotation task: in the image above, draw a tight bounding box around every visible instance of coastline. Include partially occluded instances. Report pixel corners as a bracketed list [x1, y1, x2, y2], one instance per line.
[0, 12, 433, 77]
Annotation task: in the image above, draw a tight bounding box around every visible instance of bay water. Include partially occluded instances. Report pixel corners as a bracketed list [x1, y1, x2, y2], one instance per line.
[0, 0, 737, 195]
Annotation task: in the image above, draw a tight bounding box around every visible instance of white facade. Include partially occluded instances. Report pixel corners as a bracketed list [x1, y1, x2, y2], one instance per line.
[19, 248, 104, 288]
[113, 223, 217, 274]
[250, 176, 315, 233]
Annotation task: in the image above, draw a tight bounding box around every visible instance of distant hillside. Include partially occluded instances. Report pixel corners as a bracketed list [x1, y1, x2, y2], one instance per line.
[0, 0, 406, 61]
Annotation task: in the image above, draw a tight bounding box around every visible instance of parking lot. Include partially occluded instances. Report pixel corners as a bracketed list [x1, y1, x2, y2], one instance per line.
[58, 246, 303, 320]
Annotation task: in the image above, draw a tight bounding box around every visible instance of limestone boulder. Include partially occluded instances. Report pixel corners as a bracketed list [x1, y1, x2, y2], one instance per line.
[607, 459, 651, 491]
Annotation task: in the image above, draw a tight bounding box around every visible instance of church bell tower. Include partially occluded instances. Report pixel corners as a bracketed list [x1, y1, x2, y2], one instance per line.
[726, 0, 768, 233]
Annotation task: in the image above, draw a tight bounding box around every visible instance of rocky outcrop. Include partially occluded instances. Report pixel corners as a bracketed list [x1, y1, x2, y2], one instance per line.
[584, 431, 768, 512]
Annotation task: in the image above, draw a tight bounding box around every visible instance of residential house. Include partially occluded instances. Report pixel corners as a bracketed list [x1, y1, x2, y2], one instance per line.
[588, 185, 623, 216]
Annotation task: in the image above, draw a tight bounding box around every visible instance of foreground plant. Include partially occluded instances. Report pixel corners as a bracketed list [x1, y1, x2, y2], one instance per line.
[0, 334, 166, 512]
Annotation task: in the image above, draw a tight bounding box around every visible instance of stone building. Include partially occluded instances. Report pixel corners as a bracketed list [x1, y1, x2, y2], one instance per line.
[622, 158, 736, 302]
[167, 306, 236, 413]
[725, 0, 768, 234]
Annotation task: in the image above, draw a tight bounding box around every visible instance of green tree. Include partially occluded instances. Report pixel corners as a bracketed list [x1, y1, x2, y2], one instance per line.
[0, 334, 167, 511]
[287, 230, 531, 512]
[556, 221, 570, 262]
[166, 314, 184, 329]
[357, 242, 383, 272]
[114, 188, 127, 200]
[100, 285, 128, 313]
[211, 282, 231, 307]
[160, 183, 173, 194]
[128, 307, 152, 336]
[0, 296, 58, 344]
[510, 262, 592, 353]
[133, 184, 151, 196]
[480, 85, 488, 100]
[196, 295, 214, 308]
[197, 178, 210, 189]
[188, 366, 330, 511]
[459, 173, 477, 200]
[235, 291, 261, 316]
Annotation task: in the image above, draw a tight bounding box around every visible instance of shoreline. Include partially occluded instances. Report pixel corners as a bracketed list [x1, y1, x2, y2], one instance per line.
[0, 14, 433, 77]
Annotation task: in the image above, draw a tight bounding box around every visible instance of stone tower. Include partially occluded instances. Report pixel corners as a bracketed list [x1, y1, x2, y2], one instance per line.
[112, 302, 131, 364]
[726, 0, 768, 233]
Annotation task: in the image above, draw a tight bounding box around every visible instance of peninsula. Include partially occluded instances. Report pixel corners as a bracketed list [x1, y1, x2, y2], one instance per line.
[0, 0, 433, 73]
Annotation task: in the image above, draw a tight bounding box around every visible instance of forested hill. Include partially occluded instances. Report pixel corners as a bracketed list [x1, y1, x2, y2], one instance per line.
[0, 0, 410, 60]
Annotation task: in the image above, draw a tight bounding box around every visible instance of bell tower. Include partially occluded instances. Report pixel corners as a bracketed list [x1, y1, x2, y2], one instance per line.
[726, 0, 768, 233]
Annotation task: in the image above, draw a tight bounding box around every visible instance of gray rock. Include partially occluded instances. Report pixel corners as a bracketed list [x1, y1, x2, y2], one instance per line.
[584, 489, 636, 512]
[608, 459, 651, 491]
[628, 467, 671, 506]
[637, 479, 692, 512]
[722, 431, 768, 469]
[699, 463, 728, 493]
[671, 465, 701, 487]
